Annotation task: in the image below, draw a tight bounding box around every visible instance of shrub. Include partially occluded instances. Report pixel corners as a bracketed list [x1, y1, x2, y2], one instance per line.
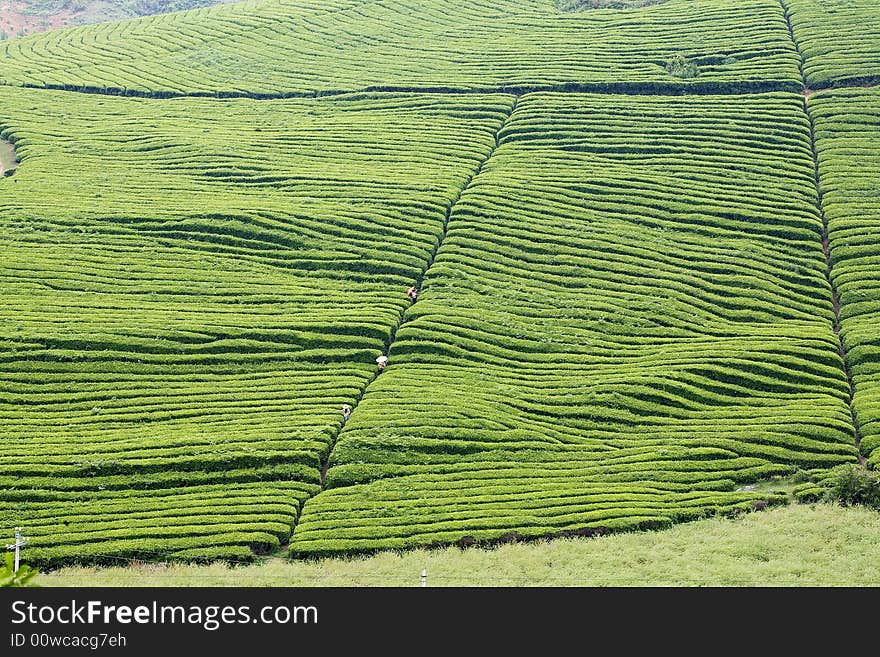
[665, 55, 699, 79]
[824, 465, 880, 509]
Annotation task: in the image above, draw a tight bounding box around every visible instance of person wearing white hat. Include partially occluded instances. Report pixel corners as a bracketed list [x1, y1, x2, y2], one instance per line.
[376, 355, 388, 372]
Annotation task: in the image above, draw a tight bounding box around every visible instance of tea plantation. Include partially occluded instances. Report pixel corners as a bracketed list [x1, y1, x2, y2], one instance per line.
[786, 0, 880, 89]
[0, 0, 878, 566]
[0, 0, 802, 94]
[0, 87, 516, 563]
[810, 87, 880, 468]
[290, 91, 858, 555]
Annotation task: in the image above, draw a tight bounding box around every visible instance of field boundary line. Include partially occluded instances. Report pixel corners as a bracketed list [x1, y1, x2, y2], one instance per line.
[2, 78, 877, 102]
[316, 95, 520, 491]
[0, 80, 814, 100]
[780, 0, 865, 465]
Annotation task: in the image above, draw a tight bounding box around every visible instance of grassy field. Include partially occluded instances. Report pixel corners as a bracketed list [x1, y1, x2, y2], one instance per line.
[38, 504, 880, 586]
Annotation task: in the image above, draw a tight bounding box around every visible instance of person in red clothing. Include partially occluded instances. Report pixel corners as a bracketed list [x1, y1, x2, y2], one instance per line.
[407, 286, 418, 302]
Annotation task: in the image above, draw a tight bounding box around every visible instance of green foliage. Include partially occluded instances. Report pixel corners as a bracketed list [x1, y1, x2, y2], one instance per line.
[0, 0, 802, 95]
[794, 484, 825, 503]
[1, 480, 317, 568]
[665, 54, 699, 79]
[0, 0, 879, 567]
[791, 468, 814, 484]
[786, 0, 880, 89]
[1, 554, 39, 587]
[0, 87, 515, 567]
[809, 87, 880, 470]
[290, 91, 858, 557]
[34, 505, 880, 586]
[823, 465, 880, 508]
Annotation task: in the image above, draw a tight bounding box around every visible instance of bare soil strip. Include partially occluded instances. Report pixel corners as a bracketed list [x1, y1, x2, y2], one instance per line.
[0, 137, 17, 176]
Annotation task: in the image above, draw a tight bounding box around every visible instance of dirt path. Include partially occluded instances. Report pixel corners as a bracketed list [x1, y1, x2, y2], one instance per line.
[0, 137, 18, 176]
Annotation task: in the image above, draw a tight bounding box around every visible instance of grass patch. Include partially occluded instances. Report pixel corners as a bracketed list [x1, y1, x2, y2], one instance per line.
[39, 504, 880, 586]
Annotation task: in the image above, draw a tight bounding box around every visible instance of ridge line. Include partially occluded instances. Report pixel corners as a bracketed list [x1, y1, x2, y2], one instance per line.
[779, 0, 865, 465]
[316, 95, 520, 490]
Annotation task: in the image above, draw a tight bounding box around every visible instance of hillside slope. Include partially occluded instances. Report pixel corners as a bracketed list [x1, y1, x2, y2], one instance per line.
[0, 86, 516, 564]
[811, 87, 880, 468]
[0, 0, 879, 567]
[291, 91, 858, 556]
[786, 0, 880, 88]
[0, 0, 803, 94]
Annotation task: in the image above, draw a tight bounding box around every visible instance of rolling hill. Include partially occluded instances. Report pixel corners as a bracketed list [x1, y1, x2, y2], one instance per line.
[0, 0, 878, 567]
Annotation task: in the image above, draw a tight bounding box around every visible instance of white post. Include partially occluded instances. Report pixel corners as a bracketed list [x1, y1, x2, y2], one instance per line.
[6, 527, 28, 571]
[421, 568, 427, 588]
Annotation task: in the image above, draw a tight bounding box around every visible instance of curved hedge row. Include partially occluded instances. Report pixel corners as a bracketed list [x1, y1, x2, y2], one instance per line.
[0, 0, 802, 95]
[786, 0, 880, 89]
[809, 87, 880, 468]
[0, 87, 515, 565]
[1, 482, 316, 567]
[291, 92, 859, 556]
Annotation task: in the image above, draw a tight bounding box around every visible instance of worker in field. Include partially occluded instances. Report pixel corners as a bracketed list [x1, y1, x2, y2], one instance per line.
[341, 404, 351, 423]
[376, 355, 388, 372]
[407, 286, 418, 302]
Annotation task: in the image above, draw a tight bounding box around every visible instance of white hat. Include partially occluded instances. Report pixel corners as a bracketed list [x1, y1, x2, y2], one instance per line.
[376, 355, 388, 364]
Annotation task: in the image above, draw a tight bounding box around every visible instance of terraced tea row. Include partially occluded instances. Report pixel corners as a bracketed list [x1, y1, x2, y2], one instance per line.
[290, 92, 860, 556]
[0, 0, 802, 95]
[785, 0, 880, 89]
[810, 87, 880, 468]
[1, 482, 318, 564]
[0, 87, 515, 564]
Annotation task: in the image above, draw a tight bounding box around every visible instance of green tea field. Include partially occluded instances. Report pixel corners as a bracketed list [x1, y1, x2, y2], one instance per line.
[0, 0, 878, 569]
